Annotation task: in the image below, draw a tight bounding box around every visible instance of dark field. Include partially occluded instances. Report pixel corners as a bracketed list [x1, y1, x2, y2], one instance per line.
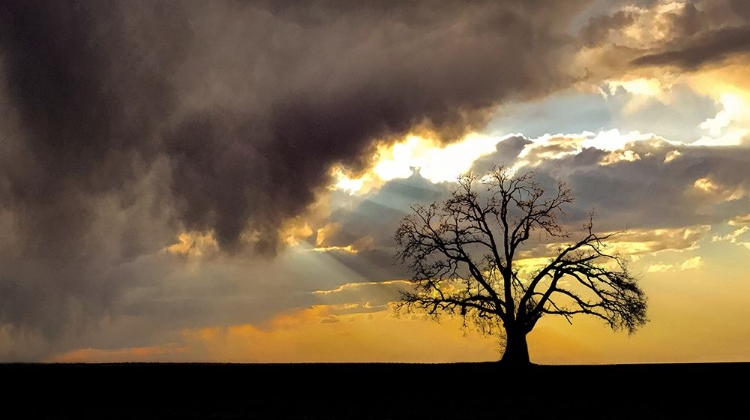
[3, 362, 747, 419]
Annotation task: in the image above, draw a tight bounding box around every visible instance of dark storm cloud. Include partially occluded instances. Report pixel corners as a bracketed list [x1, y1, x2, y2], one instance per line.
[622, 0, 750, 70]
[632, 25, 750, 69]
[471, 135, 532, 174]
[163, 0, 589, 253]
[567, 0, 750, 81]
[1, 0, 588, 255]
[0, 1, 184, 257]
[0, 0, 591, 346]
[579, 10, 637, 47]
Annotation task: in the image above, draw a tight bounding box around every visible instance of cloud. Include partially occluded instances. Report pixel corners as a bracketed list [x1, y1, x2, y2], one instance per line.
[568, 0, 750, 92]
[540, 138, 750, 231]
[712, 226, 750, 243]
[646, 256, 704, 273]
[632, 25, 750, 70]
[467, 127, 750, 241]
[312, 280, 408, 310]
[729, 214, 750, 226]
[0, 0, 593, 342]
[319, 315, 340, 324]
[515, 224, 712, 261]
[590, 0, 750, 71]
[489, 80, 720, 144]
[579, 9, 637, 47]
[646, 263, 673, 273]
[681, 256, 705, 270]
[1, 0, 591, 255]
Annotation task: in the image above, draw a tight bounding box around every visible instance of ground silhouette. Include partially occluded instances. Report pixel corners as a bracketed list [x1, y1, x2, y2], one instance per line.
[3, 362, 745, 419]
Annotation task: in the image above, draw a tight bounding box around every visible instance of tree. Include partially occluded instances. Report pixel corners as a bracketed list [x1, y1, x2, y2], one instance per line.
[394, 166, 648, 367]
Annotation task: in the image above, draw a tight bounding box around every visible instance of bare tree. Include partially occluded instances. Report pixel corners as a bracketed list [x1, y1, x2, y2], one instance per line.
[395, 166, 648, 366]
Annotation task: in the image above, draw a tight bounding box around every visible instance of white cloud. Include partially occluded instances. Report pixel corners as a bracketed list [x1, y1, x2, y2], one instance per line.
[712, 226, 750, 243]
[606, 78, 666, 98]
[647, 263, 674, 273]
[680, 256, 704, 270]
[511, 129, 669, 171]
[700, 94, 745, 137]
[646, 256, 704, 272]
[605, 225, 711, 256]
[605, 78, 673, 114]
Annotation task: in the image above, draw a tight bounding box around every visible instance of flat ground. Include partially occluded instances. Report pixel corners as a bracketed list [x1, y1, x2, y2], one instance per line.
[3, 362, 747, 419]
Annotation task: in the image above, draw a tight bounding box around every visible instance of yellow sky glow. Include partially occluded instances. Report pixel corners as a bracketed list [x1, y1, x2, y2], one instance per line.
[333, 132, 504, 194]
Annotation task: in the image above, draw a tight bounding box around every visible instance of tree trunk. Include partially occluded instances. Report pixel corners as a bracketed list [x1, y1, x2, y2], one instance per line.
[499, 327, 530, 368]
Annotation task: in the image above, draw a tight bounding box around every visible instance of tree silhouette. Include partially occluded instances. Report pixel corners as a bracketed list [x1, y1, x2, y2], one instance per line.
[395, 166, 648, 367]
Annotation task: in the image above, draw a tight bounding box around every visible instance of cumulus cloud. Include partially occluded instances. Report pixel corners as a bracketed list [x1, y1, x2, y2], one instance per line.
[647, 256, 704, 273]
[509, 135, 750, 231]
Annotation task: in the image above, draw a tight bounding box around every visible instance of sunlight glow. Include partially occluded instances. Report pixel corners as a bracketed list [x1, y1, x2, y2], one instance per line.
[581, 129, 664, 151]
[599, 150, 641, 165]
[606, 78, 665, 97]
[312, 245, 358, 253]
[693, 177, 747, 201]
[700, 94, 747, 138]
[694, 177, 720, 194]
[664, 150, 682, 163]
[47, 345, 189, 363]
[685, 67, 750, 146]
[512, 129, 670, 172]
[280, 218, 314, 246]
[332, 132, 503, 194]
[333, 174, 367, 195]
[166, 231, 219, 259]
[375, 133, 502, 183]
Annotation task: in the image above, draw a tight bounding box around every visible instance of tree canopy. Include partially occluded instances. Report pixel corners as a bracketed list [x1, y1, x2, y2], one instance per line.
[395, 166, 648, 366]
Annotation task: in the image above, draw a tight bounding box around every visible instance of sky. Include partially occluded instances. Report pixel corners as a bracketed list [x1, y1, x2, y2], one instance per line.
[0, 0, 749, 364]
